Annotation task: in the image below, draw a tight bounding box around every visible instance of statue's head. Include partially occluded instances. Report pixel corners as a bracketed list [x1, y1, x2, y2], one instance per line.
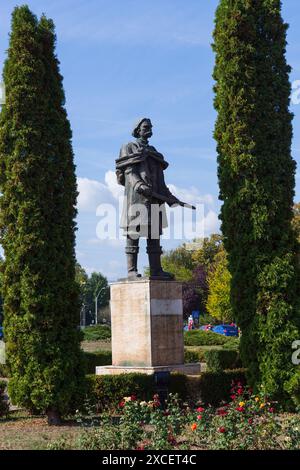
[132, 118, 152, 139]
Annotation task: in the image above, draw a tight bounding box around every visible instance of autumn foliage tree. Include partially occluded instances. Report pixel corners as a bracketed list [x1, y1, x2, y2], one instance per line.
[213, 0, 300, 406]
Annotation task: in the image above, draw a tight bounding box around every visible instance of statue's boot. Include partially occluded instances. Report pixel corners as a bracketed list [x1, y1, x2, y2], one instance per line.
[126, 251, 141, 279]
[147, 239, 175, 280]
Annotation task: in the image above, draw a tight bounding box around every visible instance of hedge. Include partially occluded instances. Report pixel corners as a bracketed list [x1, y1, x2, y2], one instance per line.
[184, 330, 229, 346]
[0, 380, 9, 417]
[198, 369, 247, 406]
[204, 349, 242, 372]
[83, 351, 112, 374]
[82, 325, 111, 342]
[86, 372, 190, 411]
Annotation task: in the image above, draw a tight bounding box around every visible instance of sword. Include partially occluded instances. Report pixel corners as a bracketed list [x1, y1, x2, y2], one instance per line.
[150, 190, 196, 210]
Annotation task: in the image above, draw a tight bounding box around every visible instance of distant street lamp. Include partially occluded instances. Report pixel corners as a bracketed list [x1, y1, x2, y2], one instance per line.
[95, 286, 106, 325]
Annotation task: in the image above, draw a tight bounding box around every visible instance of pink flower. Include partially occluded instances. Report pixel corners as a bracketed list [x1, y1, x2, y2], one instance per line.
[230, 395, 237, 401]
[237, 388, 243, 395]
[197, 407, 205, 413]
[197, 415, 202, 420]
[268, 407, 275, 413]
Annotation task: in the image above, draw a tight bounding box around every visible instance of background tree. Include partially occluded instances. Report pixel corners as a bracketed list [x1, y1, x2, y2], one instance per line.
[292, 202, 300, 243]
[206, 248, 233, 323]
[213, 0, 300, 406]
[0, 6, 85, 423]
[84, 272, 109, 324]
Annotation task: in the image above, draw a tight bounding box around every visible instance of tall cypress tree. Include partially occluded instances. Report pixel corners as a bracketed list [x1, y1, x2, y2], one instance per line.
[0, 6, 84, 423]
[213, 0, 300, 406]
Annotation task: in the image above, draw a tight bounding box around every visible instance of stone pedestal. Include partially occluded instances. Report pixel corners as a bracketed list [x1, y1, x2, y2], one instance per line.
[96, 279, 200, 376]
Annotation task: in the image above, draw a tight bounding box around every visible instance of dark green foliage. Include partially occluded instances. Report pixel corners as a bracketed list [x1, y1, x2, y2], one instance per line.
[0, 364, 9, 378]
[222, 337, 240, 351]
[0, 380, 9, 417]
[89, 374, 155, 411]
[204, 349, 242, 372]
[87, 373, 189, 411]
[184, 348, 201, 364]
[198, 369, 247, 406]
[0, 6, 85, 415]
[213, 0, 300, 405]
[82, 325, 111, 342]
[83, 351, 112, 374]
[184, 330, 228, 346]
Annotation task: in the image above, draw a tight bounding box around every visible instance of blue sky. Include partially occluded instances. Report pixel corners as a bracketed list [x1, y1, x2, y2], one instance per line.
[0, 0, 300, 280]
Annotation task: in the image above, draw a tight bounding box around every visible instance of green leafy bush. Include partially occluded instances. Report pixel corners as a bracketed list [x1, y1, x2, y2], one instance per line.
[184, 349, 200, 364]
[83, 325, 111, 342]
[198, 369, 247, 406]
[87, 373, 188, 411]
[184, 330, 228, 346]
[89, 373, 155, 411]
[222, 337, 240, 351]
[0, 380, 9, 417]
[83, 351, 112, 374]
[0, 364, 9, 378]
[204, 349, 242, 372]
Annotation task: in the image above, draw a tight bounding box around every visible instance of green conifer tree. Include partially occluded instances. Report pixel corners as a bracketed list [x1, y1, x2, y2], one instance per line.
[213, 0, 300, 406]
[0, 6, 85, 423]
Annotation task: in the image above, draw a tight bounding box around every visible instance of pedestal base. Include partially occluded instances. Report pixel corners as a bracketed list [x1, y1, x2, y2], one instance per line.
[96, 363, 201, 376]
[96, 279, 200, 377]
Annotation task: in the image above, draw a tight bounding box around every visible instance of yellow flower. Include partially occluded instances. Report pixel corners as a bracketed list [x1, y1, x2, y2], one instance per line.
[239, 401, 245, 407]
[259, 403, 265, 409]
[255, 397, 260, 402]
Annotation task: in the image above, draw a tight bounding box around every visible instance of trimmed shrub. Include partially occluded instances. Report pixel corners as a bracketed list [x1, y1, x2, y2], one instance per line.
[0, 7, 85, 417]
[184, 349, 200, 364]
[83, 351, 112, 374]
[184, 330, 228, 346]
[82, 325, 111, 342]
[88, 373, 155, 411]
[222, 337, 240, 351]
[213, 0, 300, 405]
[204, 349, 242, 372]
[87, 373, 189, 411]
[198, 369, 247, 406]
[0, 364, 9, 378]
[0, 380, 9, 417]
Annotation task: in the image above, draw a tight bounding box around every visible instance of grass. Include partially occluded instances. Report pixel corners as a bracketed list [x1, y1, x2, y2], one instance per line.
[0, 411, 82, 450]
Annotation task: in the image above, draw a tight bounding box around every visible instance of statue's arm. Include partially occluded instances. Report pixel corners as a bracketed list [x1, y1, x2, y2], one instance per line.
[125, 165, 152, 197]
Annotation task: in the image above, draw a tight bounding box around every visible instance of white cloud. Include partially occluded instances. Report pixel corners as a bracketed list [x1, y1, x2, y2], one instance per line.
[77, 176, 116, 213]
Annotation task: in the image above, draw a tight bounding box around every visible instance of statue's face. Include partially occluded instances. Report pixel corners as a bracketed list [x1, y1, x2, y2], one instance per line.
[138, 120, 152, 139]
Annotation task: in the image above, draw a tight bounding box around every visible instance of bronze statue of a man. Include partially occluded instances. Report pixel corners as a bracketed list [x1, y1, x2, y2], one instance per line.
[115, 118, 180, 280]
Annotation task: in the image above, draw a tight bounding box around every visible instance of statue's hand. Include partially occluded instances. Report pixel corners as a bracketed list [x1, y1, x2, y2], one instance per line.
[167, 196, 180, 206]
[136, 184, 152, 197]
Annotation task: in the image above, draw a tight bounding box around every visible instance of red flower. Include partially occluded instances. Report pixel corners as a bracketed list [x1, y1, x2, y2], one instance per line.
[131, 394, 137, 401]
[236, 406, 245, 412]
[119, 400, 125, 408]
[237, 388, 243, 395]
[218, 427, 226, 433]
[197, 406, 205, 413]
[268, 407, 275, 413]
[230, 395, 237, 401]
[248, 418, 253, 424]
[217, 409, 228, 416]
